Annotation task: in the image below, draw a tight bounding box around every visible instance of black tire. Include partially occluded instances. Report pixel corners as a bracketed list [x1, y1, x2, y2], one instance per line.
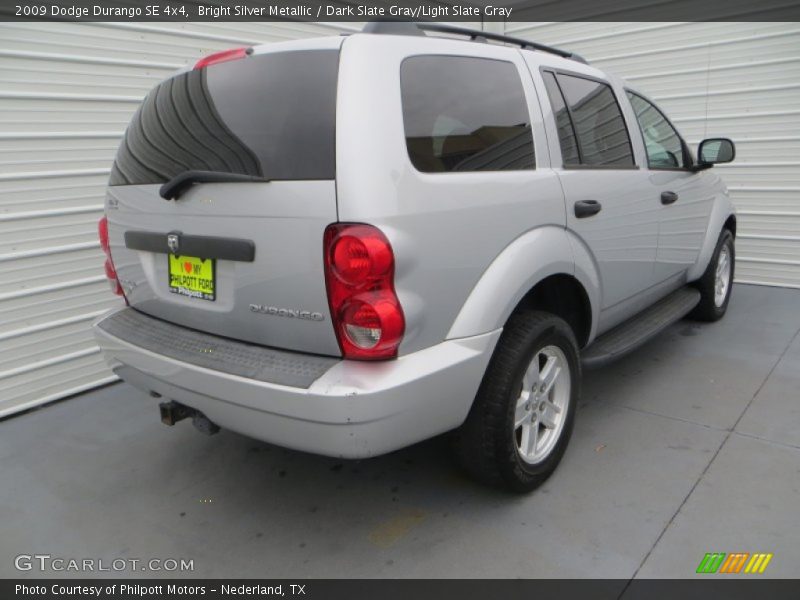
[454, 310, 580, 493]
[689, 229, 735, 322]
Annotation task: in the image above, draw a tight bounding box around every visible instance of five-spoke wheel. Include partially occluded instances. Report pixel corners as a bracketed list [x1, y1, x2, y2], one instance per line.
[514, 346, 570, 465]
[455, 310, 579, 492]
[690, 228, 735, 321]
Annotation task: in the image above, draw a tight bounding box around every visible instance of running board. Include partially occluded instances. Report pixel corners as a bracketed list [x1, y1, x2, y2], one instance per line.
[581, 287, 701, 369]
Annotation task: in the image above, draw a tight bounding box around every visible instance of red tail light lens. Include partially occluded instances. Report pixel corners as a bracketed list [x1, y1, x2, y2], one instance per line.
[103, 257, 116, 280]
[194, 47, 249, 70]
[98, 216, 126, 299]
[98, 215, 110, 253]
[331, 232, 393, 286]
[324, 224, 405, 360]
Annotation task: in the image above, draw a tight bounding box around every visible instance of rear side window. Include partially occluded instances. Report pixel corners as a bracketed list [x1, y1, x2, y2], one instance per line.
[543, 71, 634, 168]
[109, 50, 339, 185]
[400, 56, 535, 173]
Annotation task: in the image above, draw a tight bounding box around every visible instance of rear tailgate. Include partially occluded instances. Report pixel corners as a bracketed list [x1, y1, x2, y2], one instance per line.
[105, 40, 342, 356]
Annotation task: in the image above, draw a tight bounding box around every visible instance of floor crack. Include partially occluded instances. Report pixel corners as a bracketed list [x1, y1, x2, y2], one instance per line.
[618, 324, 800, 598]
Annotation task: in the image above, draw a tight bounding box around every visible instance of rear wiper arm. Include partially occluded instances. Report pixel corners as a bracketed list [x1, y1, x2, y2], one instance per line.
[159, 170, 270, 200]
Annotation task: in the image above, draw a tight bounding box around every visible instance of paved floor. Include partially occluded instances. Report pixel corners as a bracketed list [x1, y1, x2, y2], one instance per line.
[1, 284, 798, 580]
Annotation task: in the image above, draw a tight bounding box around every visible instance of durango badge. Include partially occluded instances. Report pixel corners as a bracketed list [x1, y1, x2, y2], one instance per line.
[249, 304, 324, 322]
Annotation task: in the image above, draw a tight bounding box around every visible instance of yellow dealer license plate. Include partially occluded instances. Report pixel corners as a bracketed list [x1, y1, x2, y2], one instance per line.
[168, 255, 215, 301]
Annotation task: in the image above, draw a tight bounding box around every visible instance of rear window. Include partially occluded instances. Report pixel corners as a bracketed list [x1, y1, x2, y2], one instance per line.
[109, 50, 339, 185]
[400, 55, 535, 173]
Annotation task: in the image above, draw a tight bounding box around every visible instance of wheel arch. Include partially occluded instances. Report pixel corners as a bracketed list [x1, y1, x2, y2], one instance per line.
[687, 186, 737, 282]
[724, 213, 737, 237]
[512, 274, 593, 348]
[447, 226, 600, 348]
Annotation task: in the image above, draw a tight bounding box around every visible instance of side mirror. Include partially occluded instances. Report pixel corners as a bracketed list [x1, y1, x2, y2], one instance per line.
[698, 138, 735, 166]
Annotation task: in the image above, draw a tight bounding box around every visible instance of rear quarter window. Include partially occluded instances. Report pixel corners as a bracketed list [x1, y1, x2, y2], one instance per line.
[110, 50, 339, 185]
[400, 55, 535, 173]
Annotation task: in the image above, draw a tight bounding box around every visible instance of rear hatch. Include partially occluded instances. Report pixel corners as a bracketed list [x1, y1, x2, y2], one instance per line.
[105, 41, 342, 356]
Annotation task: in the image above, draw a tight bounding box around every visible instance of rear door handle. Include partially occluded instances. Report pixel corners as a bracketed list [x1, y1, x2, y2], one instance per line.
[574, 199, 602, 218]
[661, 191, 679, 205]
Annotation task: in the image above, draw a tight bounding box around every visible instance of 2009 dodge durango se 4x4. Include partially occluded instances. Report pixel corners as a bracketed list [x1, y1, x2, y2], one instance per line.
[93, 22, 737, 491]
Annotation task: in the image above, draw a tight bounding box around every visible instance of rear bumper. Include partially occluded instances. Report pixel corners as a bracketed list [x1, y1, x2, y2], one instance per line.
[93, 308, 500, 458]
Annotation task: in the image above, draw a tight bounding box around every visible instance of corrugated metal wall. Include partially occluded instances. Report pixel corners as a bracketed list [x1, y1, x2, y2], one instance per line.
[0, 21, 358, 417]
[1, 21, 798, 416]
[509, 22, 800, 289]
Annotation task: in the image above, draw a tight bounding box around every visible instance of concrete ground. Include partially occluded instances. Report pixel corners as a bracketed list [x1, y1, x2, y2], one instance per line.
[1, 283, 798, 579]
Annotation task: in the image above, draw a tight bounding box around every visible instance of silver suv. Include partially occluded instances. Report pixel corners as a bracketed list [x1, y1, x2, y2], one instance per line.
[93, 23, 736, 491]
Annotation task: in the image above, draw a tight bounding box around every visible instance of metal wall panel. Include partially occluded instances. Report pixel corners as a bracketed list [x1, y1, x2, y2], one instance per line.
[508, 22, 800, 289]
[1, 21, 796, 415]
[0, 21, 359, 417]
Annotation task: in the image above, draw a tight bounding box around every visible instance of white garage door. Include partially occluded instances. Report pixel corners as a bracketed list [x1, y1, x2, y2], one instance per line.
[1, 21, 797, 416]
[0, 21, 357, 417]
[509, 22, 800, 289]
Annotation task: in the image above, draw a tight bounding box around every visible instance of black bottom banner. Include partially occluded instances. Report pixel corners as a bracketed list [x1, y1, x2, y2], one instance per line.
[3, 579, 800, 600]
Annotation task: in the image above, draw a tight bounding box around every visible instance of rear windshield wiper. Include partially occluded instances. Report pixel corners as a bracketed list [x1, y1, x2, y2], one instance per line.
[159, 170, 270, 200]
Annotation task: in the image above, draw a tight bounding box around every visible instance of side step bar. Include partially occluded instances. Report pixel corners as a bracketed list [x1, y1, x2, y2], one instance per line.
[582, 287, 701, 369]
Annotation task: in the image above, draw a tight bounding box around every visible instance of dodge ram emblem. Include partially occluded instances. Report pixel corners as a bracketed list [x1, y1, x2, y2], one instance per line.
[167, 233, 180, 255]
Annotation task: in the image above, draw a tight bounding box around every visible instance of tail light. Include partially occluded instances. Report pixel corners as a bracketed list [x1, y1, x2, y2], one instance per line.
[324, 224, 405, 360]
[194, 47, 249, 70]
[98, 216, 126, 301]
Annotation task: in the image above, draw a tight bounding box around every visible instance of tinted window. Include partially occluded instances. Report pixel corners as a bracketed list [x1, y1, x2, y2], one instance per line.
[627, 92, 686, 169]
[554, 73, 634, 167]
[542, 72, 580, 166]
[400, 56, 534, 173]
[109, 50, 339, 185]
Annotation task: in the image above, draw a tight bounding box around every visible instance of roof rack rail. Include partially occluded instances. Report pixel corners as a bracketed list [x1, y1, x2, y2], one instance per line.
[361, 21, 588, 64]
[362, 20, 425, 36]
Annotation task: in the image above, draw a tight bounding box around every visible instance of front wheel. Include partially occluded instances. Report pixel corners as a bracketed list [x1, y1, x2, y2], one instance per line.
[690, 229, 735, 321]
[454, 311, 580, 492]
